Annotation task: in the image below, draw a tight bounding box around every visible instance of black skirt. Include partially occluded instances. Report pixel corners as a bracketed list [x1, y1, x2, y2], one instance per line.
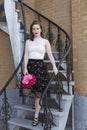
[27, 59, 49, 92]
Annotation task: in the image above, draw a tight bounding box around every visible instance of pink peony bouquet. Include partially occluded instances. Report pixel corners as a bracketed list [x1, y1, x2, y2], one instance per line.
[22, 74, 36, 89]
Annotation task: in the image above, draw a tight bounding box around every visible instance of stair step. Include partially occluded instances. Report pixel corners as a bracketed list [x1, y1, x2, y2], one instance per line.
[48, 70, 66, 73]
[45, 52, 59, 60]
[16, 9, 20, 13]
[8, 118, 59, 130]
[14, 105, 64, 117]
[44, 60, 66, 63]
[8, 118, 43, 130]
[18, 19, 22, 23]
[50, 81, 74, 95]
[51, 81, 74, 86]
[20, 29, 24, 33]
[45, 52, 59, 54]
[48, 70, 67, 77]
[13, 0, 18, 2]
[62, 94, 74, 101]
[51, 94, 74, 101]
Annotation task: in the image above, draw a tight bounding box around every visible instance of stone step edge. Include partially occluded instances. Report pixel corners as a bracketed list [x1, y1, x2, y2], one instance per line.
[14, 105, 64, 117]
[51, 81, 75, 86]
[8, 118, 43, 130]
[8, 118, 58, 130]
[51, 94, 74, 101]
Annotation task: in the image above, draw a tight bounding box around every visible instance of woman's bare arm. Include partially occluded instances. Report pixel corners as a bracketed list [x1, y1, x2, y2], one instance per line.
[45, 40, 58, 75]
[23, 40, 29, 75]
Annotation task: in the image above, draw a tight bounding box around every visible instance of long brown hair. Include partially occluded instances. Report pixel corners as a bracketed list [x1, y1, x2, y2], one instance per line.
[29, 20, 44, 41]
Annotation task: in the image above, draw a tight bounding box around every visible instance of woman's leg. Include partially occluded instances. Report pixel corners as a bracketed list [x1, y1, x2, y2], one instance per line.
[32, 92, 41, 126]
[34, 92, 41, 118]
[34, 97, 41, 118]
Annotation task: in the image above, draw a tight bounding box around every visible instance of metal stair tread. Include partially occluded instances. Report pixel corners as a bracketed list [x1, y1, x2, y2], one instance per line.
[51, 81, 74, 85]
[44, 60, 66, 63]
[62, 94, 74, 100]
[20, 29, 24, 33]
[8, 118, 43, 130]
[48, 70, 66, 73]
[51, 93, 74, 101]
[14, 104, 64, 117]
[13, 0, 18, 2]
[8, 118, 59, 130]
[45, 52, 59, 54]
[16, 9, 20, 13]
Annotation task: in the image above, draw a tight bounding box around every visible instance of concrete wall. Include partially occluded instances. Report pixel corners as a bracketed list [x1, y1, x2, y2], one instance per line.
[0, 0, 3, 4]
[74, 95, 87, 130]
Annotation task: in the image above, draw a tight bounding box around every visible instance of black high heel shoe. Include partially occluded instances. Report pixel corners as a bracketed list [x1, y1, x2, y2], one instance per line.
[32, 117, 39, 126]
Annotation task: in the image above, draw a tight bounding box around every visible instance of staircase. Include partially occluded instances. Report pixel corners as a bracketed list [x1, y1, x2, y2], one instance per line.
[8, 95, 73, 130]
[0, 0, 74, 130]
[7, 54, 74, 130]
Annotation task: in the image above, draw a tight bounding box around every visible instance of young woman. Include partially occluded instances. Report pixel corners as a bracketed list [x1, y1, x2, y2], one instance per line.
[23, 20, 58, 126]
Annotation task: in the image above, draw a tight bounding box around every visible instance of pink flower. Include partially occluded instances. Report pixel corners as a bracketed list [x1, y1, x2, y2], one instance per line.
[22, 74, 36, 89]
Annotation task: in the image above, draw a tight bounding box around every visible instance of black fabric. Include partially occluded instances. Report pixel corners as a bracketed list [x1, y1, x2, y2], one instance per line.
[27, 59, 49, 92]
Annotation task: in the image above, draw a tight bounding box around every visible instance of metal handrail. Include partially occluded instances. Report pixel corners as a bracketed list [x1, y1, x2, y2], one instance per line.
[23, 2, 70, 41]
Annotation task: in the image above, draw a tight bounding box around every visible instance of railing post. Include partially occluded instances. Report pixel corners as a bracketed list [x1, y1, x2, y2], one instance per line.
[0, 90, 12, 130]
[4, 90, 8, 130]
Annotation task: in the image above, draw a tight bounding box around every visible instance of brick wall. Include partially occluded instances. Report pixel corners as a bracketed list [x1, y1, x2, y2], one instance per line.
[72, 0, 87, 95]
[22, 0, 71, 35]
[18, 0, 35, 33]
[35, 0, 72, 35]
[0, 0, 3, 4]
[0, 30, 16, 89]
[23, 0, 35, 8]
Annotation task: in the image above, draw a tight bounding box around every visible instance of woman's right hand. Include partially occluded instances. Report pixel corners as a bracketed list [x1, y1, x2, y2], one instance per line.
[53, 66, 58, 75]
[23, 68, 28, 75]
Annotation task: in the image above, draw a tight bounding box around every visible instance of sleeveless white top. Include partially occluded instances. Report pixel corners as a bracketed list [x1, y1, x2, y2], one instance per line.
[27, 37, 47, 59]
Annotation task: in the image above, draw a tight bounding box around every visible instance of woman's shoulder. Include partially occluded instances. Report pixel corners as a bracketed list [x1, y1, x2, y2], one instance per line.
[26, 39, 32, 44]
[26, 39, 32, 42]
[42, 38, 49, 43]
[42, 38, 50, 45]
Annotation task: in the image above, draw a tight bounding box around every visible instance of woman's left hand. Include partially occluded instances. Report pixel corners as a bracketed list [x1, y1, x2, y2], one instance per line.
[53, 67, 58, 75]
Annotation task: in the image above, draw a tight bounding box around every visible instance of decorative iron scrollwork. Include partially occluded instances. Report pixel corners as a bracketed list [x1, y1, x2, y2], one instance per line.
[46, 27, 55, 45]
[0, 93, 12, 121]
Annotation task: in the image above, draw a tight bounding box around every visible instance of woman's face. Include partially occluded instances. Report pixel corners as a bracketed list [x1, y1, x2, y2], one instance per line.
[32, 24, 41, 37]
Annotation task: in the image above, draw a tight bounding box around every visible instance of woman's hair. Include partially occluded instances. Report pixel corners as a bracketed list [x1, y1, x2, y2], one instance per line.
[29, 20, 44, 41]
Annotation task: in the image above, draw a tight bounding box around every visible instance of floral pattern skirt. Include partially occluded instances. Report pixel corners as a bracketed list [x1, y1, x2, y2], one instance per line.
[27, 59, 49, 93]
